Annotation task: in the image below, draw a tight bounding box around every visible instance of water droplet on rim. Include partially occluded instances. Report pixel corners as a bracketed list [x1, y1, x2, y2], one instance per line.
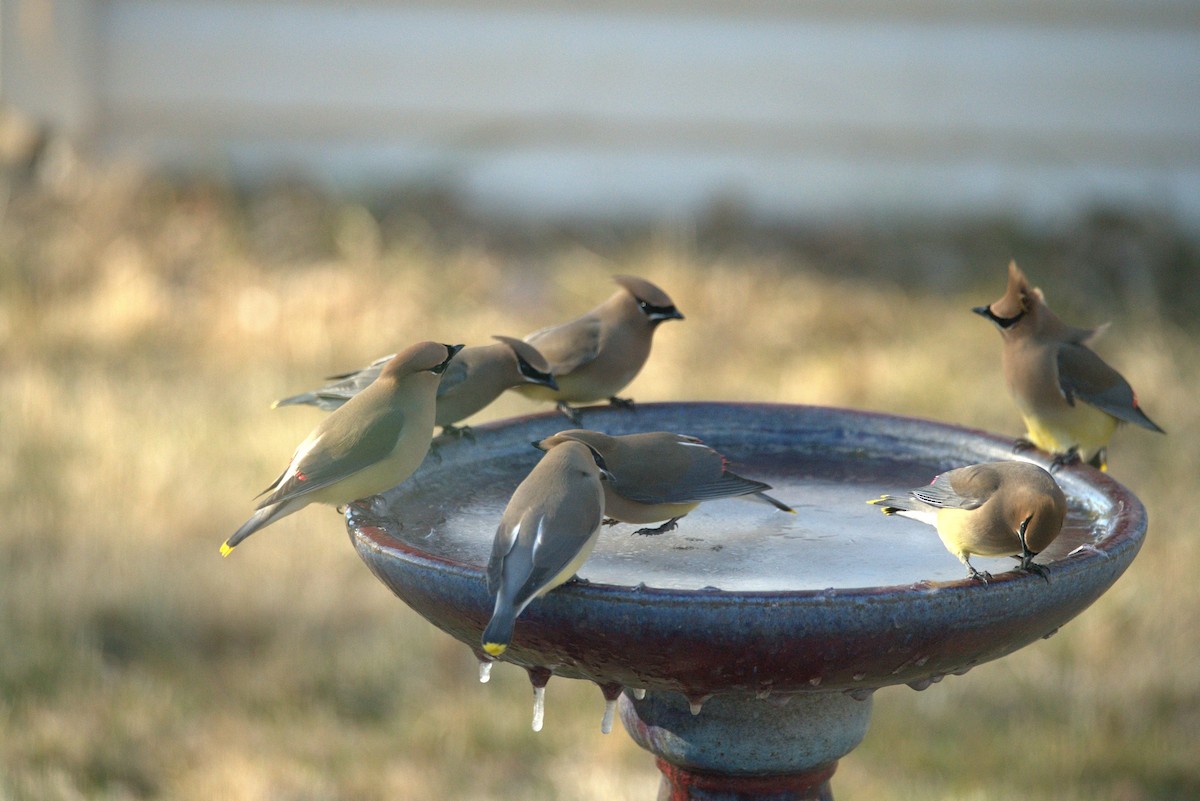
[600, 698, 617, 734]
[632, 688, 647, 700]
[532, 685, 546, 732]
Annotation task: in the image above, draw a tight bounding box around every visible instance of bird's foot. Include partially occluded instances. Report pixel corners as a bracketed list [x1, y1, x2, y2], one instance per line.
[1087, 448, 1108, 472]
[608, 396, 636, 411]
[602, 517, 621, 527]
[556, 401, 583, 426]
[426, 441, 445, 462]
[967, 564, 992, 584]
[345, 495, 390, 526]
[1012, 437, 1037, 453]
[440, 424, 476, 442]
[568, 574, 591, 585]
[1049, 447, 1082, 473]
[1018, 560, 1051, 584]
[633, 517, 681, 537]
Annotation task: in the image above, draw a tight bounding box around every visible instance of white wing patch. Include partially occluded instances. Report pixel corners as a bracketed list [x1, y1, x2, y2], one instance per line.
[502, 520, 521, 556]
[529, 515, 548, 561]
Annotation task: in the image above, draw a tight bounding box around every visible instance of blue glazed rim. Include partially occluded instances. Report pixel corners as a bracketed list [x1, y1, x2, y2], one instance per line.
[350, 402, 1145, 695]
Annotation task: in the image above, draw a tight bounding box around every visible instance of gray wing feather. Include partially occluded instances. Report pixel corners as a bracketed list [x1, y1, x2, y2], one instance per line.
[909, 473, 985, 510]
[525, 317, 601, 375]
[1057, 344, 1164, 432]
[258, 404, 405, 508]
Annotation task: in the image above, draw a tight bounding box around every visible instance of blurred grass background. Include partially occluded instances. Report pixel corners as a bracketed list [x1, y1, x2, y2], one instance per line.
[1, 162, 1198, 801]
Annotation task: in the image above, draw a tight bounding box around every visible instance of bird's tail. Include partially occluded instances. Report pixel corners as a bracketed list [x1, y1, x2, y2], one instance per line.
[482, 601, 517, 657]
[221, 498, 304, 556]
[750, 491, 796, 514]
[868, 495, 908, 515]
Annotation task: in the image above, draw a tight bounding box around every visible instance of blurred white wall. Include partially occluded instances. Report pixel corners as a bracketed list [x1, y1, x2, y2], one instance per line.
[4, 0, 1199, 224]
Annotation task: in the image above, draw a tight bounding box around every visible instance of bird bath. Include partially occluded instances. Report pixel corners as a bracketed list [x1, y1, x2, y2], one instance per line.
[348, 402, 1145, 800]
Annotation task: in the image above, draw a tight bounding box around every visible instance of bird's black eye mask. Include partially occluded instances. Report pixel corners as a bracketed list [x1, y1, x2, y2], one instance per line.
[972, 303, 1025, 329]
[588, 447, 614, 480]
[637, 298, 682, 324]
[431, 344, 464, 374]
[516, 356, 555, 387]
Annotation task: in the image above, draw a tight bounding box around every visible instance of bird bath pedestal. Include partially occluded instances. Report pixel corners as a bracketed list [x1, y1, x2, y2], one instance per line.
[349, 403, 1145, 800]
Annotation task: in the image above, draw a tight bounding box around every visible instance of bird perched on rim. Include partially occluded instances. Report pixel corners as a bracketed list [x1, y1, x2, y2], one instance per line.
[514, 275, 684, 424]
[533, 429, 794, 536]
[869, 460, 1067, 583]
[973, 261, 1163, 470]
[273, 335, 558, 438]
[222, 341, 462, 556]
[482, 439, 612, 657]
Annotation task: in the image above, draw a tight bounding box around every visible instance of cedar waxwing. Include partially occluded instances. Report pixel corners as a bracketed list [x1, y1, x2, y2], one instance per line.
[514, 275, 684, 424]
[222, 341, 462, 555]
[273, 336, 558, 437]
[974, 261, 1164, 470]
[482, 440, 612, 656]
[870, 460, 1067, 583]
[533, 429, 794, 535]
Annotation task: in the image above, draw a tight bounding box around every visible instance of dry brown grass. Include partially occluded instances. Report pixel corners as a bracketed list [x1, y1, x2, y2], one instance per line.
[1, 164, 1197, 800]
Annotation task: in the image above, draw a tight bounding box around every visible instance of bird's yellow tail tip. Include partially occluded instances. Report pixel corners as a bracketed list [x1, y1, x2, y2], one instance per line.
[219, 541, 235, 558]
[866, 498, 895, 515]
[483, 642, 507, 657]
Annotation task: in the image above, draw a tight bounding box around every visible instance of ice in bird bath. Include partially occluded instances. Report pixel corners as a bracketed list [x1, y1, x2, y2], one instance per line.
[380, 456, 1111, 592]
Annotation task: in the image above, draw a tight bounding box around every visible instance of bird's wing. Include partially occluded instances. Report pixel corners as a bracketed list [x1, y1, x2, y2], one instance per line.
[524, 316, 602, 375]
[1056, 344, 1164, 431]
[489, 503, 600, 602]
[257, 403, 407, 508]
[616, 466, 770, 504]
[487, 517, 522, 594]
[324, 354, 393, 382]
[611, 437, 771, 504]
[273, 356, 389, 410]
[520, 498, 602, 595]
[910, 470, 989, 510]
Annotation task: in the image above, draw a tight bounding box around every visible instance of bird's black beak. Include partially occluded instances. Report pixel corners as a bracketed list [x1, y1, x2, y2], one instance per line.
[432, 343, 464, 374]
[530, 439, 549, 451]
[971, 305, 993, 319]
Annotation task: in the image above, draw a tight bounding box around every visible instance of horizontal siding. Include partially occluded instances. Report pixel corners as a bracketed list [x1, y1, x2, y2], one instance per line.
[5, 0, 1200, 222]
